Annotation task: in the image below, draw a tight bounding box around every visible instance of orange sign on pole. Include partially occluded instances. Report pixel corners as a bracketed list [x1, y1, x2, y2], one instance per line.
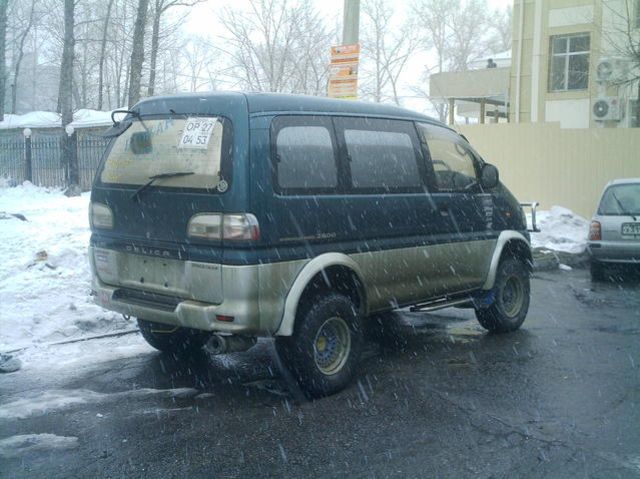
[328, 43, 360, 100]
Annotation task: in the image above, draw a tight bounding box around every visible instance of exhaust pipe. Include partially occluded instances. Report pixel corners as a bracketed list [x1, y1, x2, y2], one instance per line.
[204, 335, 257, 355]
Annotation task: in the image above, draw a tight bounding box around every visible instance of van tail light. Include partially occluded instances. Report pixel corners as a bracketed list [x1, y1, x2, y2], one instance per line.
[223, 214, 260, 241]
[187, 214, 223, 240]
[187, 213, 259, 242]
[589, 221, 602, 241]
[90, 202, 114, 230]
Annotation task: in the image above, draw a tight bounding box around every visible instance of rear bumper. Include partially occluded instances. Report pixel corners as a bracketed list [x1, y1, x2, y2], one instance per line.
[588, 241, 640, 264]
[89, 246, 265, 334]
[92, 278, 260, 334]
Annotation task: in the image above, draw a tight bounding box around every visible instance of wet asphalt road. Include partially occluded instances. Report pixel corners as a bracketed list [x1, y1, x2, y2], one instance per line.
[1, 267, 640, 479]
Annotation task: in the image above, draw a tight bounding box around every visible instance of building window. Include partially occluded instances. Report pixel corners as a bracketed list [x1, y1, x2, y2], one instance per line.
[549, 33, 590, 91]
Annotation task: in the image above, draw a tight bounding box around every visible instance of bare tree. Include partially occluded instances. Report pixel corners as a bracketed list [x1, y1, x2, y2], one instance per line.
[127, 0, 149, 107]
[147, 0, 205, 97]
[10, 1, 39, 114]
[287, 2, 333, 95]
[0, 0, 7, 121]
[411, 0, 509, 119]
[488, 5, 513, 53]
[218, 0, 331, 94]
[360, 0, 418, 105]
[411, 0, 457, 74]
[600, 0, 640, 126]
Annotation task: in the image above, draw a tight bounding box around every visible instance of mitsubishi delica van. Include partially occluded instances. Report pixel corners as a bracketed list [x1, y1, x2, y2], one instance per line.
[89, 92, 532, 398]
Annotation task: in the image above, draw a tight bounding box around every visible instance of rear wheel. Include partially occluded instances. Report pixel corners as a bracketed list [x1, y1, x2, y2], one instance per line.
[476, 258, 530, 333]
[275, 293, 362, 398]
[137, 318, 210, 355]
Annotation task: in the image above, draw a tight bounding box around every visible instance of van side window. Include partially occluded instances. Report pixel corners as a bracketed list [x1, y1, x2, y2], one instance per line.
[335, 118, 424, 193]
[273, 118, 338, 193]
[417, 123, 478, 192]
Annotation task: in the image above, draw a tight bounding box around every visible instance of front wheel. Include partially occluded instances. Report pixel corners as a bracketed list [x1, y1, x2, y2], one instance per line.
[137, 318, 210, 355]
[476, 258, 530, 333]
[275, 293, 363, 398]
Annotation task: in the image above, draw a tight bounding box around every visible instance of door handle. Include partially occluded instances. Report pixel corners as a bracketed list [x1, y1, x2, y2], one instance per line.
[439, 204, 450, 216]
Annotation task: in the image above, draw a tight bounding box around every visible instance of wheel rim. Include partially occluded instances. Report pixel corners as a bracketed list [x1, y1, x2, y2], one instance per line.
[313, 316, 351, 376]
[501, 276, 525, 318]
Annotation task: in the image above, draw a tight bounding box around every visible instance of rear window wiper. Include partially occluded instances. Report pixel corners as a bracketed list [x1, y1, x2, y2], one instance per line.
[611, 191, 637, 220]
[131, 171, 195, 202]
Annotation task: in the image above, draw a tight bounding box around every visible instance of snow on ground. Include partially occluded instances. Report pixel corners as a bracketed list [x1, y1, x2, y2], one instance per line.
[0, 183, 130, 355]
[528, 206, 590, 254]
[0, 387, 199, 419]
[0, 434, 79, 458]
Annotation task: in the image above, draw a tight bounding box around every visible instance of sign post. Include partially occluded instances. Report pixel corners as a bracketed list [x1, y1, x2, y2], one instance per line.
[328, 43, 360, 100]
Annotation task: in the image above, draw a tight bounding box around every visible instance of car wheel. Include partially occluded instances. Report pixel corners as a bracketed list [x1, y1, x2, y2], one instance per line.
[476, 258, 530, 333]
[590, 260, 605, 282]
[275, 293, 363, 398]
[137, 318, 209, 355]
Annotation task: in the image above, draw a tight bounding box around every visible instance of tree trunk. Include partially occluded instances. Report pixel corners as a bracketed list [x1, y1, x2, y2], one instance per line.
[58, 0, 78, 194]
[97, 0, 114, 110]
[147, 7, 161, 97]
[127, 0, 150, 107]
[12, 1, 36, 114]
[0, 0, 8, 121]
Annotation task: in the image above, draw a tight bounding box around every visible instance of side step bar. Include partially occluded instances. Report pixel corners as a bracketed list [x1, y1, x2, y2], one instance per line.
[409, 296, 473, 313]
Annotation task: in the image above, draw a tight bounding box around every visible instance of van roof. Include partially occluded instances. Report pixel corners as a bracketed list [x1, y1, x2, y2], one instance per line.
[135, 91, 441, 125]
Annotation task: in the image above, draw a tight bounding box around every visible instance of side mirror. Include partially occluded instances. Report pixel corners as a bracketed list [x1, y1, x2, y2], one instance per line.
[480, 163, 499, 189]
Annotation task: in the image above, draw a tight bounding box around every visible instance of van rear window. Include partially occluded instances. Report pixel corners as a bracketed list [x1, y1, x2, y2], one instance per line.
[100, 117, 228, 190]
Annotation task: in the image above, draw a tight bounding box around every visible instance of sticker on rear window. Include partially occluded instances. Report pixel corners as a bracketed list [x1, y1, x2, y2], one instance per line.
[178, 117, 217, 149]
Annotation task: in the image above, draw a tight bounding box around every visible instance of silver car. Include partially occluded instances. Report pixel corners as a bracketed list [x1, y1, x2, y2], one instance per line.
[588, 178, 640, 280]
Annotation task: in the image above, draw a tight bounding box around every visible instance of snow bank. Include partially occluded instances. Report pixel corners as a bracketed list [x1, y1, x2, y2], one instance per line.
[0, 183, 128, 353]
[528, 206, 590, 254]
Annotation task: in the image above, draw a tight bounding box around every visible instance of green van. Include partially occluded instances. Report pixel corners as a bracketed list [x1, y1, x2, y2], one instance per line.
[90, 92, 532, 397]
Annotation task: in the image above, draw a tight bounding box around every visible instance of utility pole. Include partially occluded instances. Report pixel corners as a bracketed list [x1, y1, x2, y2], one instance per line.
[342, 0, 360, 45]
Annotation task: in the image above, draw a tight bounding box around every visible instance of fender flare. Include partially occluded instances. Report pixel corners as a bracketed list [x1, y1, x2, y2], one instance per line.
[481, 231, 531, 290]
[275, 253, 367, 336]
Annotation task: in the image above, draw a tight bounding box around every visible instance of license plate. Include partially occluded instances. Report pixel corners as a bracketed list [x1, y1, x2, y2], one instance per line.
[621, 223, 640, 235]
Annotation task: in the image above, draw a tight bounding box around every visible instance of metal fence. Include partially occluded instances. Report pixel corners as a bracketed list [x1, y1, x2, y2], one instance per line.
[0, 128, 110, 190]
[31, 131, 66, 188]
[0, 132, 25, 184]
[78, 132, 110, 190]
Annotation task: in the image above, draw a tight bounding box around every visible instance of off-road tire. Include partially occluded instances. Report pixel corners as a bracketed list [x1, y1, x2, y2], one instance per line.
[275, 293, 363, 399]
[476, 258, 530, 333]
[590, 259, 605, 282]
[138, 318, 209, 355]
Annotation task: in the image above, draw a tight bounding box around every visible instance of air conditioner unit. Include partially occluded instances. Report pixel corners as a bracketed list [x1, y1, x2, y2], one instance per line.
[592, 97, 622, 121]
[596, 58, 629, 83]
